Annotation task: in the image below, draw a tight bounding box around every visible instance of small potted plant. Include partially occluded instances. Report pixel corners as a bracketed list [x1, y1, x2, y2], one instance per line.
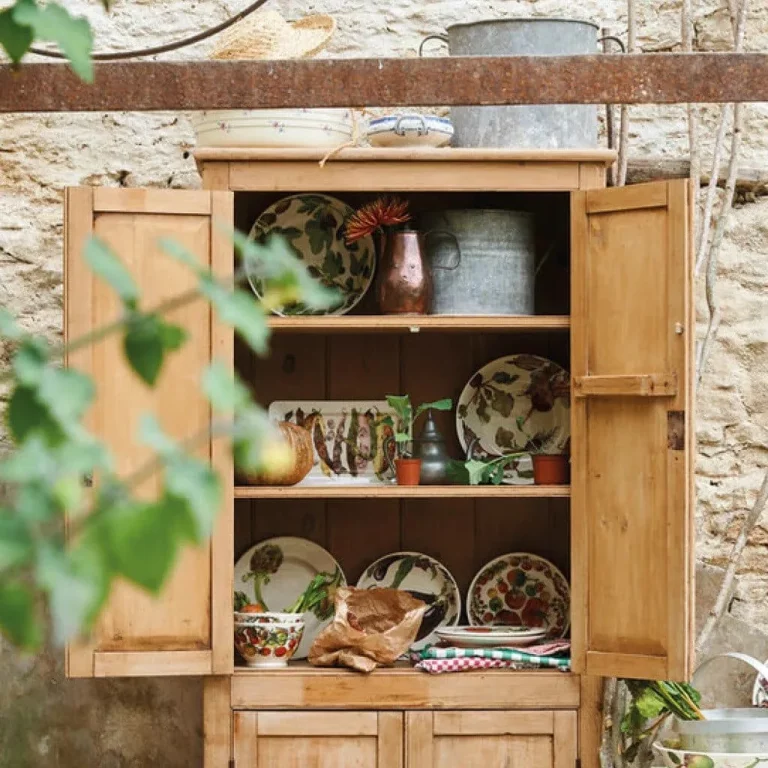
[518, 419, 570, 485]
[384, 394, 452, 486]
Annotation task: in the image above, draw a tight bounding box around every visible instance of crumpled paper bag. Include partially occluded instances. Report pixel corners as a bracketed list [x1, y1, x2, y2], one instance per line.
[308, 586, 427, 673]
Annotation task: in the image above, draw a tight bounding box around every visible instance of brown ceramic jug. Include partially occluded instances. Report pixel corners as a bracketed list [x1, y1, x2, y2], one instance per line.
[376, 229, 432, 314]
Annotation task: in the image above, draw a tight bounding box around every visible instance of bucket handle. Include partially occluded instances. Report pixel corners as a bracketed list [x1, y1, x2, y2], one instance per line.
[396, 114, 428, 137]
[692, 652, 768, 707]
[424, 230, 461, 271]
[597, 34, 626, 53]
[419, 34, 449, 57]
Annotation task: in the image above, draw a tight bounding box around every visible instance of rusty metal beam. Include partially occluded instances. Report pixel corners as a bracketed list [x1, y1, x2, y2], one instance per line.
[1, 53, 767, 112]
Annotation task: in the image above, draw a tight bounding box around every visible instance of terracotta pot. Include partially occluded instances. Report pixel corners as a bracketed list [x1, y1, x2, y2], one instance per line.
[246, 422, 314, 486]
[532, 454, 569, 485]
[395, 458, 422, 486]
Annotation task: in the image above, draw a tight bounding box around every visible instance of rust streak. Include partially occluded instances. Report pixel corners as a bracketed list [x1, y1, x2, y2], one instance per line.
[1, 54, 768, 112]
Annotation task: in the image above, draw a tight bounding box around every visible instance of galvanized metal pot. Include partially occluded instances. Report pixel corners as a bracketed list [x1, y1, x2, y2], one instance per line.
[420, 17, 600, 148]
[421, 209, 536, 315]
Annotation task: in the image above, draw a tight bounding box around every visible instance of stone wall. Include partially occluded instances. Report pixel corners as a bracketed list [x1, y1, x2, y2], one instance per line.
[1, 1, 767, 765]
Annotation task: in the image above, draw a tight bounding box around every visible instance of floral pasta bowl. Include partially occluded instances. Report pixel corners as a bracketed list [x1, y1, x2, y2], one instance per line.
[654, 742, 768, 768]
[234, 619, 305, 668]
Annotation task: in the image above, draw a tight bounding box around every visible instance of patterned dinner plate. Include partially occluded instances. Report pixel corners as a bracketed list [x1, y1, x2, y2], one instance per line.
[435, 625, 547, 648]
[234, 537, 346, 659]
[467, 553, 570, 638]
[456, 354, 571, 484]
[357, 552, 461, 651]
[247, 193, 376, 316]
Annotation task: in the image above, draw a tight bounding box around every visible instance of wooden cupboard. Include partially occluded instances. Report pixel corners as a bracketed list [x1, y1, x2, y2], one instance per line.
[63, 148, 694, 768]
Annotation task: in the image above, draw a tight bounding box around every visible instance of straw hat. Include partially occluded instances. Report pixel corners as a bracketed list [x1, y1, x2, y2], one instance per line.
[211, 10, 336, 60]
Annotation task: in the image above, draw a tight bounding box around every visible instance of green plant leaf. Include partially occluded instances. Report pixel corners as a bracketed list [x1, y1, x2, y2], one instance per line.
[6, 385, 63, 444]
[0, 582, 40, 650]
[394, 432, 411, 443]
[12, 337, 48, 386]
[123, 314, 165, 386]
[203, 361, 251, 412]
[165, 457, 220, 542]
[385, 395, 412, 424]
[201, 278, 269, 356]
[0, 436, 53, 482]
[103, 501, 179, 593]
[0, 307, 24, 341]
[13, 0, 94, 82]
[37, 367, 95, 428]
[414, 398, 453, 419]
[83, 236, 139, 308]
[0, 6, 33, 63]
[137, 413, 177, 457]
[464, 459, 491, 485]
[0, 512, 33, 571]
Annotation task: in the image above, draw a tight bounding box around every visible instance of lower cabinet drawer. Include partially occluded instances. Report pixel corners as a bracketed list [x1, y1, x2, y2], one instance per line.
[233, 709, 577, 768]
[233, 711, 403, 768]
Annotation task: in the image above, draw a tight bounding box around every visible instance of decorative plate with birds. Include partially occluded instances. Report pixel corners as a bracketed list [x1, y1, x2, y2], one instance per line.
[456, 354, 571, 485]
[357, 552, 460, 651]
[246, 193, 375, 316]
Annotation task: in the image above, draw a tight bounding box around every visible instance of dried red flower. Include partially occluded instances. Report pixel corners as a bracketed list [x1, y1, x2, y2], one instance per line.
[345, 196, 411, 243]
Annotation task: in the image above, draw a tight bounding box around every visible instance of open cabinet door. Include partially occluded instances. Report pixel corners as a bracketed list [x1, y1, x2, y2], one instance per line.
[570, 180, 694, 682]
[64, 188, 234, 678]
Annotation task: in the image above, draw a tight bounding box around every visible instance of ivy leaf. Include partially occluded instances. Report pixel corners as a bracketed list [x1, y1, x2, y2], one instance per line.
[0, 6, 33, 64]
[0, 582, 40, 650]
[165, 457, 220, 542]
[203, 361, 250, 412]
[0, 306, 24, 340]
[83, 236, 139, 308]
[0, 512, 33, 571]
[13, 0, 94, 82]
[103, 501, 179, 593]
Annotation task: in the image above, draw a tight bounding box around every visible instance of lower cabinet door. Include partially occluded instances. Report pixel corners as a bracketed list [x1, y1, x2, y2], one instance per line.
[405, 711, 578, 768]
[233, 711, 403, 768]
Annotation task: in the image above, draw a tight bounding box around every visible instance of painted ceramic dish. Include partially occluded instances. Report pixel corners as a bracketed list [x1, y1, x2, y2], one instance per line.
[754, 659, 768, 706]
[247, 193, 376, 316]
[193, 108, 354, 148]
[467, 553, 570, 638]
[654, 742, 768, 768]
[234, 619, 305, 668]
[234, 537, 346, 659]
[435, 625, 547, 648]
[456, 354, 571, 484]
[357, 552, 460, 650]
[268, 401, 398, 485]
[367, 114, 454, 148]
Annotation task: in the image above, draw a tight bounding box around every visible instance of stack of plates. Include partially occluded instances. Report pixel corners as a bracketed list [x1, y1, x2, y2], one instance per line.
[436, 626, 547, 648]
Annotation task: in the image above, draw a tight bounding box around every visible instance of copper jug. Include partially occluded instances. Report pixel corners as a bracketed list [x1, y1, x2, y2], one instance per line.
[376, 229, 432, 314]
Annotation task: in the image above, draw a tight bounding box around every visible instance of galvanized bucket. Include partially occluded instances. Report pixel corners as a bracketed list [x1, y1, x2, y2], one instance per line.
[420, 209, 536, 316]
[420, 17, 601, 148]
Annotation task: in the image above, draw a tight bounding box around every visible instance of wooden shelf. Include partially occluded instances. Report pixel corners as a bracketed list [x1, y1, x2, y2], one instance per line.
[234, 484, 570, 500]
[268, 315, 570, 333]
[231, 661, 579, 709]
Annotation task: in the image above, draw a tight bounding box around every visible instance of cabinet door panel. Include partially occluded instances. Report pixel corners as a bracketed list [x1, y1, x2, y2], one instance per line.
[571, 180, 693, 681]
[64, 187, 234, 678]
[406, 710, 576, 768]
[234, 712, 403, 768]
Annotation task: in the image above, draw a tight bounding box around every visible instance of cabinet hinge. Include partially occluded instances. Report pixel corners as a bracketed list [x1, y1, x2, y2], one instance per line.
[229, 760, 235, 768]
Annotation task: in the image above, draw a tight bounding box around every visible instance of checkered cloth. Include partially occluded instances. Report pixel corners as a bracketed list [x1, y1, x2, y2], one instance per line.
[412, 641, 571, 673]
[415, 657, 529, 674]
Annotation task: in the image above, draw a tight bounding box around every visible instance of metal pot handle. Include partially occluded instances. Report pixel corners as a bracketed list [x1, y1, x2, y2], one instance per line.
[419, 34, 449, 57]
[424, 229, 461, 270]
[396, 114, 428, 136]
[691, 652, 768, 705]
[597, 35, 626, 53]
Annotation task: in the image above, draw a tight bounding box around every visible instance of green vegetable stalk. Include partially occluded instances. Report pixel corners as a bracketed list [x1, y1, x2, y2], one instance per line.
[285, 567, 344, 620]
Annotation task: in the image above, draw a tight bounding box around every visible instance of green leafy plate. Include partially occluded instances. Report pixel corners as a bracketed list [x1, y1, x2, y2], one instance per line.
[456, 354, 571, 485]
[246, 193, 375, 316]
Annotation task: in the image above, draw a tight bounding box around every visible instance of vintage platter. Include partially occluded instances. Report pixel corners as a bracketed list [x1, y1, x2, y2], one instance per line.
[456, 354, 571, 484]
[247, 193, 376, 316]
[367, 114, 454, 148]
[435, 625, 547, 648]
[193, 108, 354, 148]
[357, 552, 461, 651]
[467, 552, 570, 638]
[234, 537, 346, 659]
[654, 742, 768, 768]
[268, 401, 398, 485]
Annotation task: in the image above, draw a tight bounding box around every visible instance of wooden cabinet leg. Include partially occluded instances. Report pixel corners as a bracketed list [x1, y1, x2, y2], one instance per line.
[580, 676, 604, 768]
[204, 677, 232, 768]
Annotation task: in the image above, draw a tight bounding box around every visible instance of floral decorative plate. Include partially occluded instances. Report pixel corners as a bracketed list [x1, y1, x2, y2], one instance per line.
[435, 625, 547, 649]
[234, 537, 346, 659]
[468, 553, 570, 638]
[357, 552, 461, 651]
[247, 193, 375, 316]
[456, 354, 571, 484]
[654, 742, 768, 768]
[268, 401, 399, 484]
